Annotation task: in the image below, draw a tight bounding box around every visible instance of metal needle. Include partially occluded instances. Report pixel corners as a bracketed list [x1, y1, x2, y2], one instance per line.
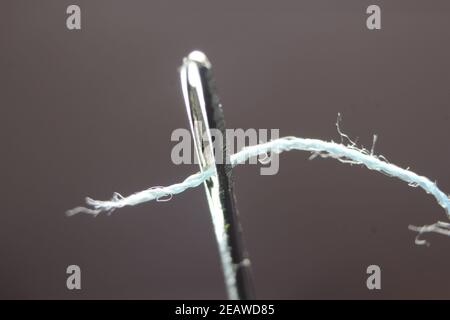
[179, 51, 254, 300]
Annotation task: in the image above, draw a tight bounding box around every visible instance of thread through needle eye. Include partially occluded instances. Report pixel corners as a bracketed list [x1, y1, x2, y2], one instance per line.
[180, 51, 255, 300]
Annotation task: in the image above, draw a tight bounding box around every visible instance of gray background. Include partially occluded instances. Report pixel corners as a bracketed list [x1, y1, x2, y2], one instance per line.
[1, 0, 449, 299]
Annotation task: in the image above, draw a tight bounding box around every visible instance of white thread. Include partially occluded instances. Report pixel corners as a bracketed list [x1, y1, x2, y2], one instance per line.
[150, 186, 173, 202]
[66, 128, 450, 244]
[408, 222, 450, 246]
[67, 138, 450, 218]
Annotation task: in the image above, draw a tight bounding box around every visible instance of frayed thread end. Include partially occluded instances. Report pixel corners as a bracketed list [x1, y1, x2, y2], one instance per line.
[66, 197, 109, 217]
[408, 221, 450, 246]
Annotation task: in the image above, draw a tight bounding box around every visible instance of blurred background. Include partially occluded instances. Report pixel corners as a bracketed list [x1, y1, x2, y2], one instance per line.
[0, 0, 449, 299]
